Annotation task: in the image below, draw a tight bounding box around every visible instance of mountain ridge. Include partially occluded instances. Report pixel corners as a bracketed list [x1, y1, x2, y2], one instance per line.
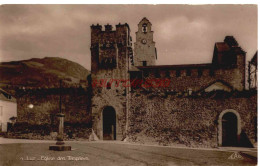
[0, 57, 90, 89]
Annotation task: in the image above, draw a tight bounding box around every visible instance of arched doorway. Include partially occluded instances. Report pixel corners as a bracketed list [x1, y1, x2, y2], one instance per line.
[103, 106, 116, 140]
[218, 109, 241, 146]
[222, 112, 237, 146]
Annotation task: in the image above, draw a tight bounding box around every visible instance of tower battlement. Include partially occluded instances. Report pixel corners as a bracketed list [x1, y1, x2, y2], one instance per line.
[90, 23, 130, 32]
[90, 24, 102, 30]
[105, 24, 112, 31]
[91, 23, 131, 47]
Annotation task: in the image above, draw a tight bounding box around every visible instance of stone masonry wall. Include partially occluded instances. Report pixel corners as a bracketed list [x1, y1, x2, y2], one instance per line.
[16, 88, 91, 124]
[6, 88, 92, 140]
[138, 53, 245, 93]
[128, 90, 257, 148]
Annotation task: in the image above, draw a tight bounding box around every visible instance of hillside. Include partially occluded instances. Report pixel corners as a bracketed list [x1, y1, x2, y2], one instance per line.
[0, 57, 90, 89]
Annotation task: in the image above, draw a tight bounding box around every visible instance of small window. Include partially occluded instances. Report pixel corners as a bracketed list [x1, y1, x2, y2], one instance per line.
[188, 88, 192, 96]
[186, 69, 191, 76]
[176, 70, 181, 77]
[142, 61, 147, 66]
[198, 69, 203, 77]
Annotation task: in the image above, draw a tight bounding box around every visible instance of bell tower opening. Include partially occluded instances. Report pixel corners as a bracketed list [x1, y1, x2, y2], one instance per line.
[142, 23, 147, 33]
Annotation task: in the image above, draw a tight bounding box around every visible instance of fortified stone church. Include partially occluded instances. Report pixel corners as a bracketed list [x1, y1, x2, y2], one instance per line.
[90, 17, 257, 147]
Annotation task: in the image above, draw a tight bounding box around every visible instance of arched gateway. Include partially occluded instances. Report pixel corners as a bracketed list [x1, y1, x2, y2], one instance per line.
[218, 109, 241, 146]
[102, 106, 116, 140]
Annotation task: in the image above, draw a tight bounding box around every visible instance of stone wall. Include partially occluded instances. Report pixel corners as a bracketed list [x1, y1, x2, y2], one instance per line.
[128, 89, 257, 148]
[16, 88, 91, 124]
[6, 122, 92, 140]
[6, 88, 92, 139]
[137, 53, 245, 93]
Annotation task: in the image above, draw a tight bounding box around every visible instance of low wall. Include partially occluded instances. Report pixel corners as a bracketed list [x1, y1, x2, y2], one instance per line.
[5, 122, 92, 140]
[4, 88, 92, 140]
[15, 88, 91, 124]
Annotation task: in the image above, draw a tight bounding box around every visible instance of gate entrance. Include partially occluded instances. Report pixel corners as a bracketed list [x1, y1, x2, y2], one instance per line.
[222, 112, 238, 146]
[103, 106, 116, 140]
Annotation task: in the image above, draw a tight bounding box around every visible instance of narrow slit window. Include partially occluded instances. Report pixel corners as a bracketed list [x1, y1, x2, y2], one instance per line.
[198, 69, 203, 77]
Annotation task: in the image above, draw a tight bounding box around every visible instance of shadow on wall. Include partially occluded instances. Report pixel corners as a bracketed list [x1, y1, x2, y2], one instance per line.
[239, 130, 254, 148]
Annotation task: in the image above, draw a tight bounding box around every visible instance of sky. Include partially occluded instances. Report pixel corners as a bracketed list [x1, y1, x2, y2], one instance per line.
[0, 4, 257, 70]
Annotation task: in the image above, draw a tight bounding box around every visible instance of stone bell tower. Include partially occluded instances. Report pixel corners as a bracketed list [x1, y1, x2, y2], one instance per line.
[90, 23, 132, 140]
[134, 17, 157, 66]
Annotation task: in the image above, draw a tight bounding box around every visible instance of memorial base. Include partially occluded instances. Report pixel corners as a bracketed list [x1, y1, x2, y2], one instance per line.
[49, 145, 71, 151]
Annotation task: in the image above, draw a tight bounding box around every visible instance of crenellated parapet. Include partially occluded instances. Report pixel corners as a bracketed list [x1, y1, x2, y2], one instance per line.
[91, 23, 130, 47]
[90, 23, 129, 33]
[90, 24, 102, 30]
